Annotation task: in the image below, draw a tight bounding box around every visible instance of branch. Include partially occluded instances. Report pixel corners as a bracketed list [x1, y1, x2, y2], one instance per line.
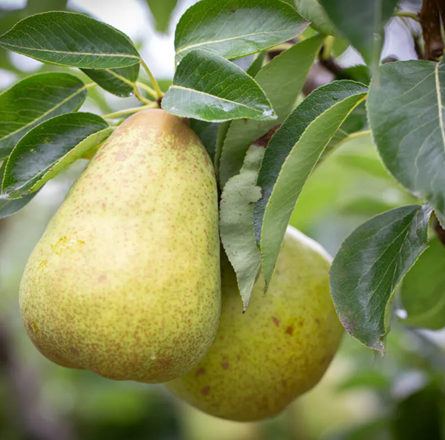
[420, 0, 444, 60]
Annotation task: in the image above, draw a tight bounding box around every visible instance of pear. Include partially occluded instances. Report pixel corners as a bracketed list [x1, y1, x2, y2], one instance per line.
[19, 109, 221, 383]
[166, 226, 343, 421]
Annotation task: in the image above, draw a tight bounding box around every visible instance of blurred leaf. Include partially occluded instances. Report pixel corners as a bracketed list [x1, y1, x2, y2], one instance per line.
[0, 11, 140, 69]
[368, 60, 445, 226]
[295, 0, 342, 37]
[0, 72, 87, 159]
[327, 419, 391, 440]
[330, 204, 432, 353]
[337, 369, 390, 391]
[214, 121, 231, 172]
[332, 37, 350, 57]
[254, 81, 367, 289]
[220, 145, 265, 310]
[319, 0, 398, 70]
[219, 34, 324, 187]
[391, 380, 445, 440]
[337, 65, 371, 85]
[246, 52, 266, 77]
[2, 113, 110, 198]
[146, 0, 178, 33]
[82, 65, 140, 97]
[175, 0, 308, 61]
[400, 238, 445, 330]
[189, 120, 219, 162]
[162, 50, 276, 122]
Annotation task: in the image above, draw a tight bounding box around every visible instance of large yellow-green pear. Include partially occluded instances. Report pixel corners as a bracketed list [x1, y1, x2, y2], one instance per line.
[166, 226, 343, 421]
[19, 109, 221, 383]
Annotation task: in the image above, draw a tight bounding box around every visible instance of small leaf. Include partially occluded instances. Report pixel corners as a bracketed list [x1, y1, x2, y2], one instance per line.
[400, 237, 445, 330]
[219, 34, 325, 187]
[319, 0, 398, 70]
[146, 0, 178, 33]
[162, 50, 276, 122]
[368, 60, 445, 226]
[189, 120, 219, 162]
[254, 80, 367, 289]
[175, 0, 308, 61]
[0, 11, 140, 69]
[295, 0, 342, 37]
[0, 72, 87, 158]
[220, 145, 265, 310]
[330, 204, 432, 353]
[82, 65, 140, 97]
[2, 113, 110, 198]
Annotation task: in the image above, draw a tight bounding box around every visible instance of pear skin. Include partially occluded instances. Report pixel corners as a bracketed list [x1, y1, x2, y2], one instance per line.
[19, 109, 221, 383]
[166, 226, 343, 421]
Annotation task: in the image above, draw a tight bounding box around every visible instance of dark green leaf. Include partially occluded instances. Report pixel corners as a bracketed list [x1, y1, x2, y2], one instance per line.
[400, 237, 445, 330]
[294, 0, 341, 37]
[220, 145, 265, 310]
[189, 120, 219, 162]
[219, 34, 324, 187]
[0, 72, 87, 159]
[82, 64, 140, 97]
[0, 11, 140, 69]
[254, 81, 367, 289]
[162, 50, 276, 122]
[175, 0, 308, 61]
[246, 52, 266, 77]
[2, 113, 110, 198]
[368, 60, 445, 225]
[146, 0, 178, 33]
[319, 0, 398, 69]
[330, 204, 432, 353]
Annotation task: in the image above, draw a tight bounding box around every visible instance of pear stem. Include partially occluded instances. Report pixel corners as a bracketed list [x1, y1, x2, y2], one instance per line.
[140, 59, 164, 99]
[136, 81, 157, 99]
[103, 102, 159, 120]
[394, 10, 420, 22]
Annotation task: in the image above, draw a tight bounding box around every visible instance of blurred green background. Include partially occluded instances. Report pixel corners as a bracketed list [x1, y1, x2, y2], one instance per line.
[2, 0, 445, 439]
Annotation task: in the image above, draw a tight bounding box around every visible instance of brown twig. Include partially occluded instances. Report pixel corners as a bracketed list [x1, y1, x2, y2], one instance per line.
[420, 0, 444, 59]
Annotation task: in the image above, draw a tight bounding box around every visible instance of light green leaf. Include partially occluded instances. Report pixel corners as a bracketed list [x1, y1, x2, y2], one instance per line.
[368, 60, 445, 226]
[2, 113, 110, 198]
[254, 81, 367, 289]
[295, 0, 341, 37]
[0, 11, 140, 69]
[400, 237, 445, 330]
[175, 0, 308, 61]
[0, 72, 87, 158]
[146, 0, 178, 33]
[330, 205, 432, 353]
[219, 34, 324, 187]
[162, 50, 276, 123]
[220, 145, 265, 310]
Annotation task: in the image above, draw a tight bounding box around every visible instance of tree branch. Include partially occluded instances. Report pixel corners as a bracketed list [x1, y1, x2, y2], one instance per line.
[420, 0, 444, 60]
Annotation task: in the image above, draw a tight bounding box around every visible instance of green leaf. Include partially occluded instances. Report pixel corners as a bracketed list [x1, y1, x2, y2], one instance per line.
[175, 0, 308, 61]
[294, 0, 341, 37]
[82, 65, 140, 97]
[146, 0, 178, 33]
[0, 11, 140, 69]
[368, 60, 445, 226]
[162, 50, 276, 123]
[1, 113, 110, 198]
[319, 0, 398, 69]
[219, 34, 324, 187]
[220, 145, 265, 310]
[400, 237, 445, 330]
[330, 204, 432, 353]
[254, 81, 367, 289]
[189, 120, 219, 162]
[0, 72, 87, 159]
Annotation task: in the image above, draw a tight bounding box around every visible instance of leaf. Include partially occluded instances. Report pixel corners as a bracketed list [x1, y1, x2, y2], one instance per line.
[220, 145, 265, 310]
[400, 237, 445, 330]
[146, 0, 178, 33]
[174, 0, 308, 61]
[368, 60, 445, 226]
[319, 0, 398, 69]
[219, 34, 325, 187]
[330, 204, 432, 353]
[189, 120, 219, 162]
[294, 0, 342, 37]
[0, 72, 87, 159]
[254, 81, 367, 289]
[82, 64, 140, 97]
[0, 11, 140, 69]
[1, 113, 110, 198]
[162, 50, 277, 123]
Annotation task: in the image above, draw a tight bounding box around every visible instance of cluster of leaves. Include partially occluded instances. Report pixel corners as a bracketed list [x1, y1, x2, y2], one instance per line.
[0, 0, 444, 356]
